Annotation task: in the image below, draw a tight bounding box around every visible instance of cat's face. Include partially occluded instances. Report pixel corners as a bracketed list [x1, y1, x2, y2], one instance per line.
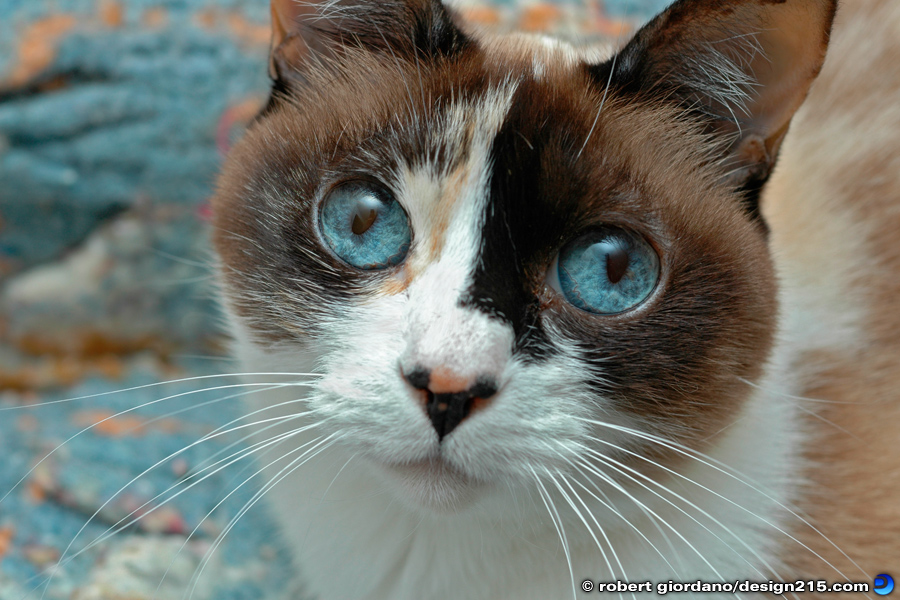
[212, 0, 833, 512]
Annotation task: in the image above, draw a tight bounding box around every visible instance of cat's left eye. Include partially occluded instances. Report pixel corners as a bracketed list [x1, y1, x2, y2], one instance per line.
[551, 227, 660, 315]
[319, 182, 411, 270]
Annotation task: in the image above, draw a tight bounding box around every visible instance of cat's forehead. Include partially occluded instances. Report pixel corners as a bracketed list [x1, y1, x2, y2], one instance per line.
[478, 31, 616, 78]
[257, 28, 716, 208]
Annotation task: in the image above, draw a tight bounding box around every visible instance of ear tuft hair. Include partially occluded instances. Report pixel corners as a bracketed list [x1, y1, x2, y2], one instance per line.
[267, 1, 468, 95]
[592, 0, 838, 222]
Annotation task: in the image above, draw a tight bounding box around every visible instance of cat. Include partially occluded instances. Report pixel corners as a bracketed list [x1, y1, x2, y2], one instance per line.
[210, 0, 900, 598]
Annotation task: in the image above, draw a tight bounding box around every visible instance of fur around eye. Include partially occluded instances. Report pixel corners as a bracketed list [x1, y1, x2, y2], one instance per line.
[319, 182, 411, 269]
[554, 228, 660, 314]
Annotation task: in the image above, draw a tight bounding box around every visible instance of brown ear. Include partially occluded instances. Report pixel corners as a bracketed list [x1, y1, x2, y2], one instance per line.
[268, 0, 468, 87]
[594, 0, 837, 220]
[269, 0, 315, 83]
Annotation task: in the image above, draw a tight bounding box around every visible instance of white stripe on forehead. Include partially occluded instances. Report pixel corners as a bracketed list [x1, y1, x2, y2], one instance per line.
[393, 80, 519, 382]
[397, 79, 518, 277]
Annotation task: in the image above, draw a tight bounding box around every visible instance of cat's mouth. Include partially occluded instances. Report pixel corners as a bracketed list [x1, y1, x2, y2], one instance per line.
[381, 457, 482, 512]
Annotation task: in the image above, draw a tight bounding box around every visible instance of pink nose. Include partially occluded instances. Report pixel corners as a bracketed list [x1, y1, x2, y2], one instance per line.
[402, 366, 498, 440]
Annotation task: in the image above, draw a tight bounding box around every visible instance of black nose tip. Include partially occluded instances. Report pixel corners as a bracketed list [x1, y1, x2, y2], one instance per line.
[403, 368, 431, 391]
[403, 368, 498, 440]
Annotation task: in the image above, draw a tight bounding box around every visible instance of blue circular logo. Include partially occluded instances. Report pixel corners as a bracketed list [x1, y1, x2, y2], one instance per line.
[875, 574, 894, 596]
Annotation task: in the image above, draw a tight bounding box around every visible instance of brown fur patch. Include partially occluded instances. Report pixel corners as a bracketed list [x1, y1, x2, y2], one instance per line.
[765, 0, 900, 582]
[428, 160, 473, 260]
[376, 270, 413, 296]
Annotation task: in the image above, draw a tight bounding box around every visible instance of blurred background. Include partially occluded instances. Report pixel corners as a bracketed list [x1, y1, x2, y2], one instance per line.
[0, 1, 668, 598]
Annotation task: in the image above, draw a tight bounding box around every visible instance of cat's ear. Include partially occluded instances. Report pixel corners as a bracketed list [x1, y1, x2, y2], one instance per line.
[268, 0, 468, 85]
[594, 0, 837, 219]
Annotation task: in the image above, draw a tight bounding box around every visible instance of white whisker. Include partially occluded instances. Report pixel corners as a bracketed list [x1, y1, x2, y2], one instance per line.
[0, 372, 323, 412]
[36, 402, 328, 594]
[56, 415, 325, 573]
[581, 443, 779, 585]
[545, 470, 629, 600]
[1, 382, 315, 507]
[182, 433, 342, 600]
[573, 457, 730, 587]
[577, 39, 620, 160]
[530, 466, 577, 600]
[577, 417, 873, 591]
[552, 449, 685, 580]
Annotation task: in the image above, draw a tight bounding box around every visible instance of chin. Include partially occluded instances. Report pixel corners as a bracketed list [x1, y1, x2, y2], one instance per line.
[380, 457, 485, 513]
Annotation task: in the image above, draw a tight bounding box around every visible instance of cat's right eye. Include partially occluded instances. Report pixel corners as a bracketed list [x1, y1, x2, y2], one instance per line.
[319, 182, 411, 270]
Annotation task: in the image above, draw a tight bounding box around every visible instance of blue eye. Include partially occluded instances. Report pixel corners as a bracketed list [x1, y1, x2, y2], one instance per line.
[319, 182, 411, 269]
[556, 228, 660, 314]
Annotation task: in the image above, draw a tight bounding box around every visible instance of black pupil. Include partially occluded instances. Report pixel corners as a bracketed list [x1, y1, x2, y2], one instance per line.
[604, 241, 630, 284]
[350, 194, 382, 235]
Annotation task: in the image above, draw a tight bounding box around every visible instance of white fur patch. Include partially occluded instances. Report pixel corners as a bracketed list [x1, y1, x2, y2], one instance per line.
[389, 82, 520, 382]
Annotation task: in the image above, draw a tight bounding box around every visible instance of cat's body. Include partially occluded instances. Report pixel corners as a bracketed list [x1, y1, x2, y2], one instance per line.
[766, 0, 900, 575]
[212, 0, 899, 598]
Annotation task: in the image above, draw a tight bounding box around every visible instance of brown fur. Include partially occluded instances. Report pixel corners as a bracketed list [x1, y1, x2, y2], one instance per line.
[766, 0, 900, 586]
